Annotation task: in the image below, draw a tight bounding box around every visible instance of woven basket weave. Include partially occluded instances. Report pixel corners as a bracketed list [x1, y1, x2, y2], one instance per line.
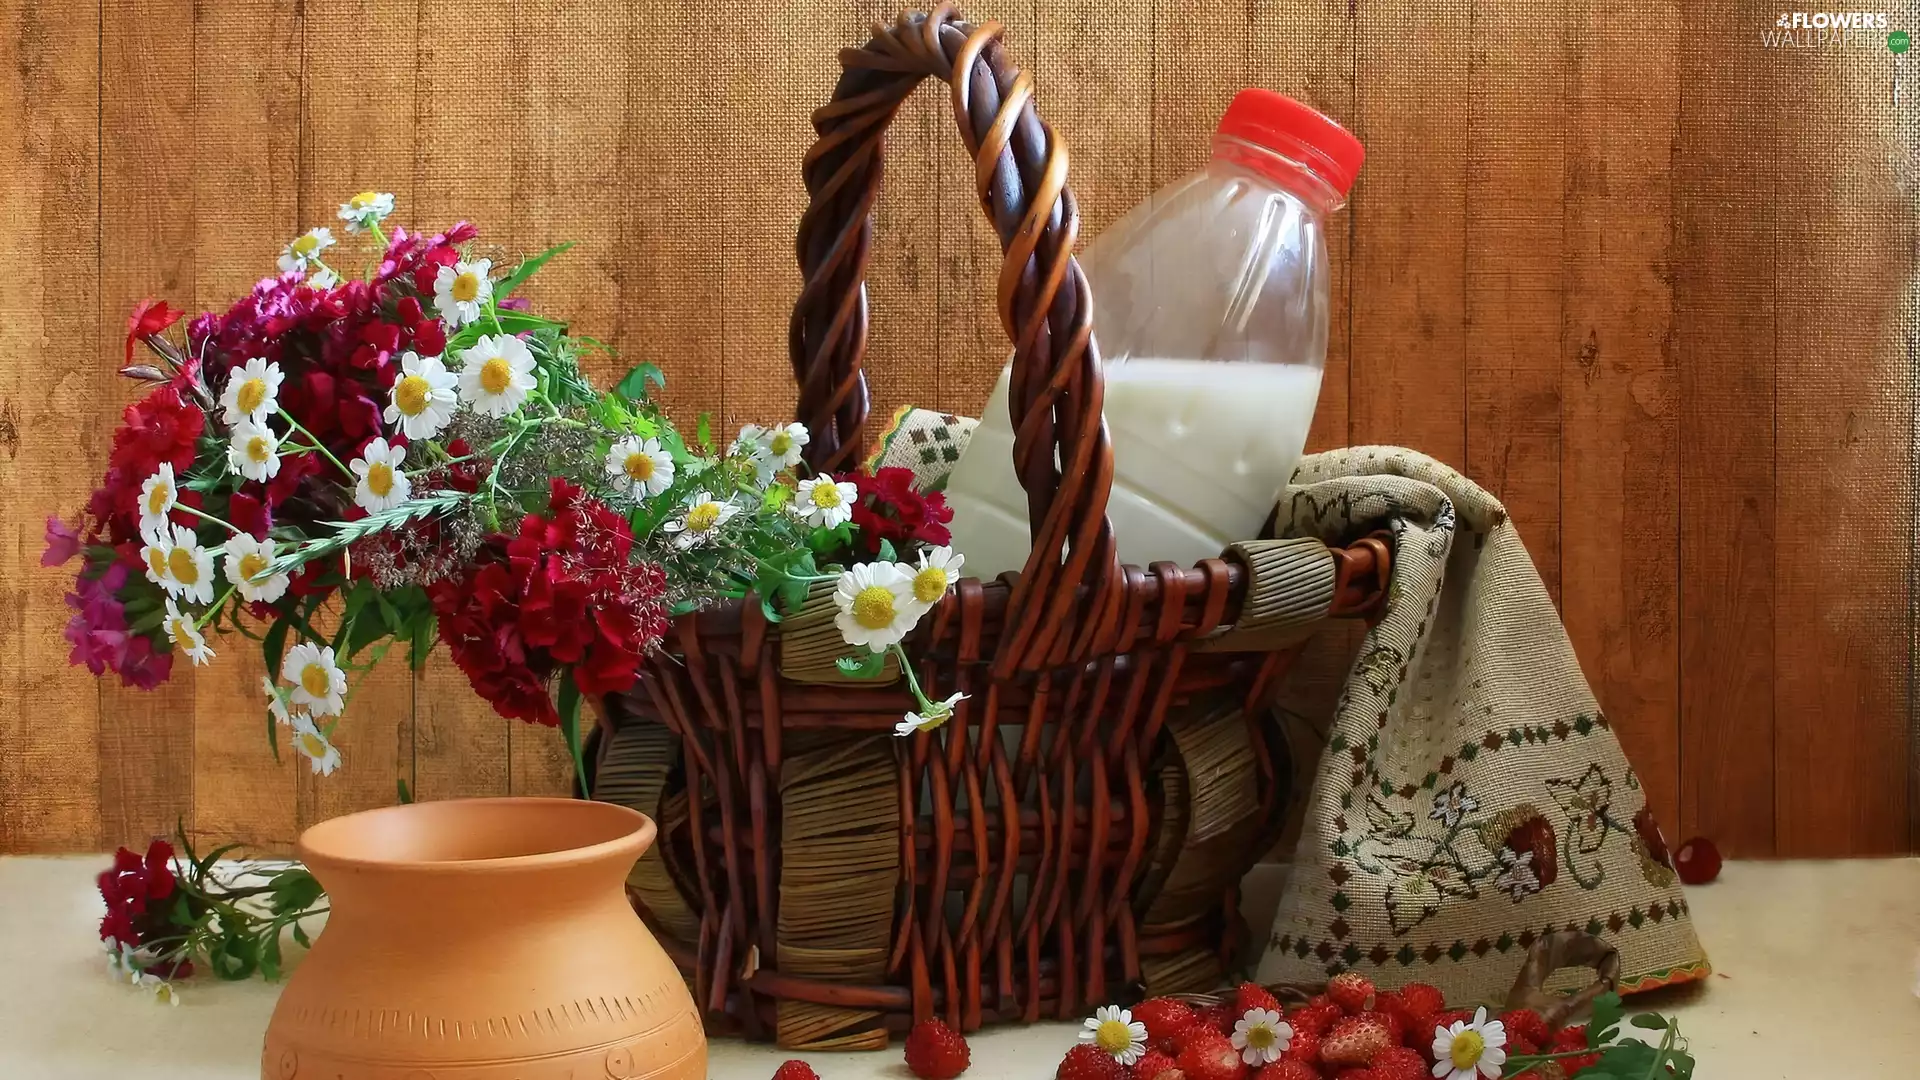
[586, 5, 1388, 1048]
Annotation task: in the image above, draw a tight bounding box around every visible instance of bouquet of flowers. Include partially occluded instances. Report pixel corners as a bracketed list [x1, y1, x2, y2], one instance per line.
[47, 193, 971, 792]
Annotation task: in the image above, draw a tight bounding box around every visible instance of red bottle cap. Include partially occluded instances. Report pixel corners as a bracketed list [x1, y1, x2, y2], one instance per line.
[1215, 89, 1365, 197]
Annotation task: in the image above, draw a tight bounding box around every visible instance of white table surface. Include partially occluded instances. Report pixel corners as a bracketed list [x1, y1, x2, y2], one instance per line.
[3, 855, 1917, 1078]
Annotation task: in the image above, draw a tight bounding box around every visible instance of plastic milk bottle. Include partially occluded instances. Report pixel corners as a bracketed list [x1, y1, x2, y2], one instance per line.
[943, 90, 1364, 576]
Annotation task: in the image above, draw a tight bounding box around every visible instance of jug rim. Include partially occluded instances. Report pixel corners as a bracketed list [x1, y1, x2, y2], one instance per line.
[296, 796, 655, 874]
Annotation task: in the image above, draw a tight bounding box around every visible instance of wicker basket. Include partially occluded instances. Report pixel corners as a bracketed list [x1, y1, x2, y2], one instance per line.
[586, 5, 1389, 1048]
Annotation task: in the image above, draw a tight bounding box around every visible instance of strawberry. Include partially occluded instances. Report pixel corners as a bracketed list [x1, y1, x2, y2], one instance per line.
[1552, 1025, 1600, 1075]
[1507, 1034, 1539, 1056]
[904, 1018, 971, 1079]
[1674, 836, 1722, 885]
[772, 1062, 820, 1080]
[1235, 982, 1283, 1017]
[1252, 1063, 1322, 1080]
[1287, 1001, 1343, 1038]
[1368, 1047, 1427, 1080]
[1133, 1049, 1182, 1080]
[1176, 1031, 1250, 1080]
[1282, 1026, 1321, 1067]
[1395, 983, 1446, 1020]
[1332, 1071, 1375, 1080]
[1319, 1014, 1392, 1068]
[1499, 1009, 1549, 1049]
[1373, 1008, 1403, 1047]
[1325, 972, 1374, 1014]
[1058, 1044, 1129, 1080]
[1135, 998, 1201, 1053]
[1198, 1003, 1241, 1039]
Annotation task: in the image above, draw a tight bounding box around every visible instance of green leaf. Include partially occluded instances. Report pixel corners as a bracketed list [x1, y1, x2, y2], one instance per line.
[291, 922, 311, 948]
[696, 412, 714, 454]
[1593, 1040, 1657, 1074]
[267, 867, 324, 914]
[408, 610, 436, 671]
[833, 652, 888, 680]
[494, 241, 573, 300]
[557, 669, 590, 799]
[613, 362, 665, 404]
[397, 777, 414, 804]
[875, 538, 896, 563]
[1588, 991, 1624, 1046]
[1629, 1013, 1668, 1030]
[259, 926, 283, 981]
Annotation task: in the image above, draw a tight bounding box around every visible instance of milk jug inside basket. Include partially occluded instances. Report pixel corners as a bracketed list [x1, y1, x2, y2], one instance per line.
[943, 90, 1365, 577]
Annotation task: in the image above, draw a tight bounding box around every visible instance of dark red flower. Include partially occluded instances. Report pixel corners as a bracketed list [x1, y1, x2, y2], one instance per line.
[228, 491, 272, 539]
[97, 839, 178, 948]
[125, 299, 184, 366]
[841, 467, 954, 555]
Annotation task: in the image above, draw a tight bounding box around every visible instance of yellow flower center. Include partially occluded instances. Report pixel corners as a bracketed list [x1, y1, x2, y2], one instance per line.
[1449, 1030, 1486, 1070]
[624, 452, 656, 482]
[394, 374, 432, 415]
[851, 584, 897, 630]
[685, 502, 721, 532]
[1244, 1023, 1276, 1051]
[809, 483, 843, 509]
[146, 548, 168, 578]
[913, 567, 949, 605]
[351, 190, 379, 208]
[300, 663, 331, 699]
[769, 431, 792, 455]
[295, 729, 329, 759]
[451, 271, 482, 304]
[365, 462, 395, 498]
[479, 357, 512, 395]
[246, 435, 272, 463]
[169, 617, 193, 642]
[167, 547, 198, 585]
[236, 377, 268, 415]
[292, 234, 321, 256]
[238, 552, 270, 581]
[1092, 1019, 1133, 1055]
[146, 483, 172, 514]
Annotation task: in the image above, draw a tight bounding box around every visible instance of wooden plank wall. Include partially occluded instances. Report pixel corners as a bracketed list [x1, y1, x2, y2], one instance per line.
[1, 0, 1915, 856]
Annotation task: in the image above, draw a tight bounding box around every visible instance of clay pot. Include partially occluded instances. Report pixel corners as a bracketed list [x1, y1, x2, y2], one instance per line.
[262, 797, 704, 1080]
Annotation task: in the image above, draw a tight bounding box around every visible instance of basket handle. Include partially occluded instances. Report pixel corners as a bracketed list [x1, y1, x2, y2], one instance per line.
[792, 5, 1120, 673]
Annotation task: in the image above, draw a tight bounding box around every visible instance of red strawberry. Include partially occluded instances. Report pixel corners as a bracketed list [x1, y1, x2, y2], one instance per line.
[1135, 998, 1201, 1053]
[904, 1018, 971, 1079]
[1325, 972, 1374, 1014]
[1499, 1009, 1549, 1049]
[1320, 1015, 1392, 1068]
[1374, 1009, 1403, 1047]
[1552, 1025, 1600, 1075]
[772, 1062, 819, 1080]
[1176, 1031, 1249, 1080]
[1287, 1001, 1343, 1037]
[1252, 1063, 1322, 1080]
[1332, 1071, 1375, 1080]
[1368, 1047, 1427, 1080]
[1236, 982, 1282, 1017]
[1675, 836, 1722, 884]
[1395, 983, 1446, 1020]
[1198, 1003, 1241, 1038]
[1283, 1026, 1321, 1066]
[1058, 1044, 1129, 1080]
[1133, 1049, 1182, 1080]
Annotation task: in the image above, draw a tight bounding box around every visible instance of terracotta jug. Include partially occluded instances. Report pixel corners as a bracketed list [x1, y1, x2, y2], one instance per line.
[262, 797, 705, 1080]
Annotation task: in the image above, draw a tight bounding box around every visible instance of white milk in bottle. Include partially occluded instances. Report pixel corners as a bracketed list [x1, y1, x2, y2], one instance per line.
[944, 90, 1365, 576]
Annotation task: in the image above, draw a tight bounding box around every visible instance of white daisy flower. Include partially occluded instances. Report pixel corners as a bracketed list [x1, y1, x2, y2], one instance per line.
[456, 333, 536, 417]
[224, 534, 289, 604]
[350, 437, 411, 513]
[1432, 1007, 1508, 1080]
[336, 190, 396, 233]
[161, 598, 214, 666]
[1231, 1007, 1293, 1066]
[763, 422, 809, 470]
[661, 491, 740, 549]
[605, 436, 675, 498]
[894, 691, 969, 737]
[831, 561, 922, 654]
[791, 476, 858, 529]
[1430, 781, 1480, 827]
[1078, 1004, 1149, 1066]
[306, 266, 340, 290]
[104, 939, 142, 977]
[905, 546, 965, 609]
[139, 974, 182, 1007]
[156, 524, 216, 605]
[138, 463, 179, 539]
[384, 350, 459, 440]
[433, 257, 494, 328]
[139, 536, 172, 591]
[277, 227, 335, 273]
[219, 356, 284, 426]
[730, 423, 770, 458]
[226, 417, 283, 483]
[290, 714, 343, 776]
[262, 676, 295, 726]
[283, 642, 347, 718]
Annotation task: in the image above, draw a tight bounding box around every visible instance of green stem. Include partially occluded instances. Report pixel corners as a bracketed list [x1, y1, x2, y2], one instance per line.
[195, 587, 237, 629]
[891, 643, 936, 713]
[367, 220, 389, 250]
[277, 408, 353, 478]
[176, 502, 240, 534]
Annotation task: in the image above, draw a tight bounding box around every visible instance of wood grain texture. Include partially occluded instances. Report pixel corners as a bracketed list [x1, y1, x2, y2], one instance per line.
[1559, 0, 1683, 838]
[0, 0, 1914, 856]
